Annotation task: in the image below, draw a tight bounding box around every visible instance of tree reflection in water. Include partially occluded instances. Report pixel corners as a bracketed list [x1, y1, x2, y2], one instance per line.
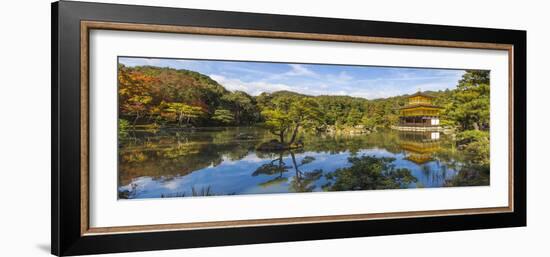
[253, 152, 291, 187]
[252, 151, 323, 192]
[323, 156, 416, 191]
[117, 127, 489, 199]
[289, 153, 323, 193]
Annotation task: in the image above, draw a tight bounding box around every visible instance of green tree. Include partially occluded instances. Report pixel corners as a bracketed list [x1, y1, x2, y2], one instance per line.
[287, 98, 323, 145]
[271, 95, 294, 112]
[360, 115, 377, 130]
[211, 109, 235, 125]
[447, 70, 490, 131]
[262, 109, 292, 143]
[222, 91, 257, 125]
[346, 108, 363, 125]
[165, 103, 205, 126]
[456, 130, 490, 167]
[122, 95, 153, 127]
[261, 96, 319, 144]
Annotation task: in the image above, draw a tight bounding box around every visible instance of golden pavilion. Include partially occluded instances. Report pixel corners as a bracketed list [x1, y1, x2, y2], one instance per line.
[395, 91, 442, 131]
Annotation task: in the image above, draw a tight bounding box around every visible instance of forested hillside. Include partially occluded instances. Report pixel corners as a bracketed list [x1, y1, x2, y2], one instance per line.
[118, 65, 489, 153]
[118, 65, 491, 190]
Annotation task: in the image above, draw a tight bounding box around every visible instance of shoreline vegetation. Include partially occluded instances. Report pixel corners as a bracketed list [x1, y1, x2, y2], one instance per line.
[119, 64, 489, 152]
[117, 64, 491, 198]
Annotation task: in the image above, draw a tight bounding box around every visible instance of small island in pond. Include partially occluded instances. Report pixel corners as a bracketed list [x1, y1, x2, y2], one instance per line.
[117, 57, 490, 199]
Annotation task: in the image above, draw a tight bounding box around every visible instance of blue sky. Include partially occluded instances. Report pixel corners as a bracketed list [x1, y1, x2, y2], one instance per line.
[119, 57, 465, 99]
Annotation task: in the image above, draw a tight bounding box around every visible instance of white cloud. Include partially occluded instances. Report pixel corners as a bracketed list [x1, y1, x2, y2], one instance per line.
[325, 71, 354, 84]
[352, 90, 402, 99]
[119, 57, 465, 100]
[286, 64, 318, 77]
[261, 64, 320, 82]
[223, 65, 272, 76]
[412, 82, 456, 92]
[119, 57, 163, 67]
[209, 74, 293, 96]
[210, 73, 408, 99]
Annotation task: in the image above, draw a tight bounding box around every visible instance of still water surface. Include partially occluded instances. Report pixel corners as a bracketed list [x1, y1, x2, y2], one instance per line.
[118, 127, 487, 199]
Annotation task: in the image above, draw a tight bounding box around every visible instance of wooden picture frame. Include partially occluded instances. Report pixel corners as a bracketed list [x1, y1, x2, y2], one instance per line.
[52, 1, 526, 256]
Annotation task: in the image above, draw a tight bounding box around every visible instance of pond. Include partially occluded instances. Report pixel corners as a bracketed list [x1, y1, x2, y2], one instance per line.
[118, 127, 489, 199]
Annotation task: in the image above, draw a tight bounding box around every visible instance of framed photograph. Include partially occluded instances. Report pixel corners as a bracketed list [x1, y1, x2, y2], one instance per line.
[52, 1, 526, 256]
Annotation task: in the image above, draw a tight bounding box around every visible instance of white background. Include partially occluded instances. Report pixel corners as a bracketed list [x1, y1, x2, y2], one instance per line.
[0, 0, 547, 256]
[90, 30, 509, 227]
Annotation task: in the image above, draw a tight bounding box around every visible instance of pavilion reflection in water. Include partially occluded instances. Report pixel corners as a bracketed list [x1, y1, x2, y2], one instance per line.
[398, 131, 441, 164]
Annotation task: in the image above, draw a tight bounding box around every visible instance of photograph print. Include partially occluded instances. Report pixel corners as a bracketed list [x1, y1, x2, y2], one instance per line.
[117, 57, 490, 199]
